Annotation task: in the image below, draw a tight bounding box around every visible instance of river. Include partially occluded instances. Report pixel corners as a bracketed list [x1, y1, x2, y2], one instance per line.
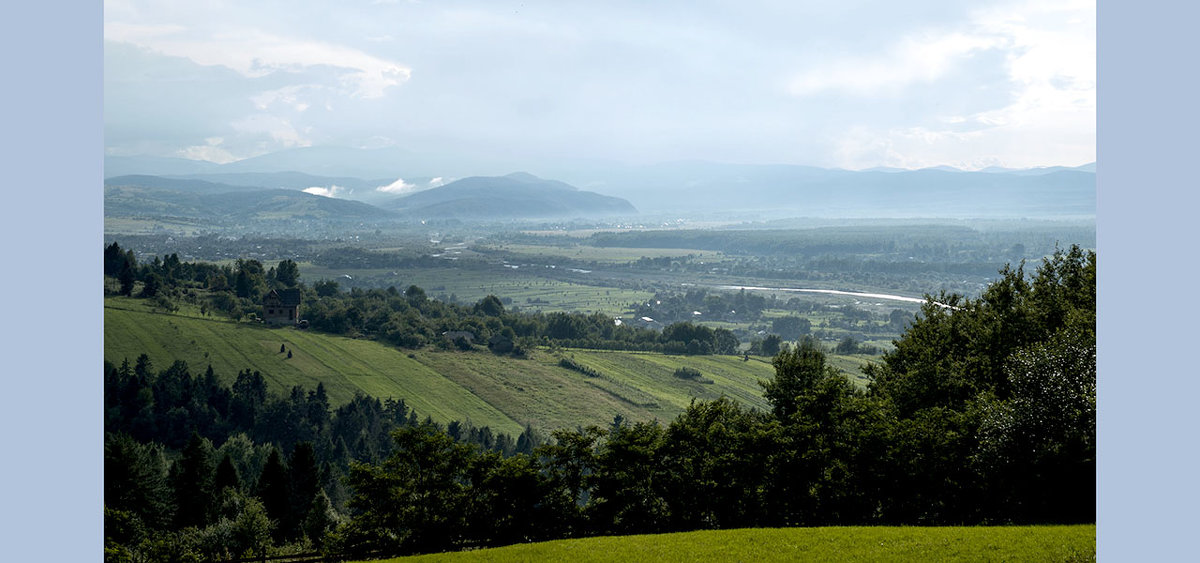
[712, 285, 947, 307]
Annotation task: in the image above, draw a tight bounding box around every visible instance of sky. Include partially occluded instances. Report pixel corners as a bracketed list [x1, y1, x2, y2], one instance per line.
[104, 0, 1095, 171]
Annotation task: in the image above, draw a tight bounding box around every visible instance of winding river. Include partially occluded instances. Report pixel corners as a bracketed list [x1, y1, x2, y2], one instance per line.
[712, 285, 948, 307]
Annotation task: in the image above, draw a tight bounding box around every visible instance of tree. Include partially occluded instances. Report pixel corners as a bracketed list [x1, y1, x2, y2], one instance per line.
[173, 432, 216, 529]
[475, 294, 505, 317]
[590, 421, 669, 534]
[214, 453, 242, 495]
[139, 273, 161, 298]
[760, 334, 782, 357]
[315, 280, 340, 297]
[863, 244, 1096, 523]
[118, 259, 136, 296]
[303, 489, 339, 547]
[275, 259, 300, 287]
[772, 316, 812, 340]
[761, 339, 838, 421]
[464, 452, 547, 546]
[713, 328, 740, 355]
[105, 433, 173, 530]
[660, 397, 773, 529]
[534, 426, 604, 537]
[289, 442, 321, 539]
[976, 326, 1096, 523]
[344, 423, 474, 555]
[104, 242, 126, 277]
[256, 447, 292, 542]
[405, 285, 427, 306]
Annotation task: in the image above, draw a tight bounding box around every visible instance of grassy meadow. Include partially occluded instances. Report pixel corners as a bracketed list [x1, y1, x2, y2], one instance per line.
[379, 525, 1095, 562]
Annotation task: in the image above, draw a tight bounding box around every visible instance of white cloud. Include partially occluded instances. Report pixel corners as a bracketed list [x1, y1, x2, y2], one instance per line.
[818, 0, 1093, 169]
[252, 86, 314, 113]
[231, 115, 311, 148]
[104, 24, 411, 99]
[175, 137, 238, 163]
[376, 178, 420, 194]
[789, 32, 1006, 97]
[428, 177, 446, 188]
[303, 185, 350, 198]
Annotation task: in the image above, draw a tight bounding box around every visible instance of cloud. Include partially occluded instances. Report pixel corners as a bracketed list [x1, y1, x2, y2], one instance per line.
[303, 185, 349, 198]
[175, 137, 238, 164]
[813, 0, 1094, 169]
[231, 114, 311, 148]
[789, 32, 1006, 97]
[428, 177, 446, 188]
[252, 86, 314, 113]
[376, 178, 420, 194]
[104, 24, 411, 99]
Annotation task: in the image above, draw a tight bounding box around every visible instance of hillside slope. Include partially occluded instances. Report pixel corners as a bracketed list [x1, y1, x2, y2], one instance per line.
[104, 298, 778, 434]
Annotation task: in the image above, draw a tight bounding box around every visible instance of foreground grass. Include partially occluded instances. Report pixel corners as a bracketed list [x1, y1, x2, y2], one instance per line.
[380, 525, 1095, 562]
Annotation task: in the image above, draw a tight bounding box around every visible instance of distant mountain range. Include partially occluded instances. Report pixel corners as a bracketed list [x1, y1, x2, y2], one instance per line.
[103, 172, 638, 223]
[104, 176, 395, 222]
[104, 147, 1095, 219]
[561, 162, 1095, 217]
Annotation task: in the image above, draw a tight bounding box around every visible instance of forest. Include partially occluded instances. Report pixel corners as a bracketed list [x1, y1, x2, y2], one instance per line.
[104, 245, 1095, 561]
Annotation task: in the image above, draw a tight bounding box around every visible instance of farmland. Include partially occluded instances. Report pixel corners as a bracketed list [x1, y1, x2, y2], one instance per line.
[103, 296, 872, 435]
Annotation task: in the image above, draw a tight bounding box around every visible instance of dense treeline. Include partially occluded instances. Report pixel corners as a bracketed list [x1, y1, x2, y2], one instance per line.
[104, 358, 539, 561]
[104, 242, 742, 356]
[329, 246, 1095, 558]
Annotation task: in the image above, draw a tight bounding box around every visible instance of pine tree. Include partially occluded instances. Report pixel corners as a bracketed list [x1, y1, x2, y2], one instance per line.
[256, 447, 292, 542]
[173, 432, 216, 528]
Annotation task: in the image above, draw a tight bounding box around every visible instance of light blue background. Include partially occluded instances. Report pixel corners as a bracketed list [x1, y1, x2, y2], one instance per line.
[1, 0, 1189, 560]
[1, 1, 102, 561]
[1096, 1, 1200, 559]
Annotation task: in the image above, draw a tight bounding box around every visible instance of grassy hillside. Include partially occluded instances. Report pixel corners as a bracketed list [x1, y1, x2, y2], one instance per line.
[104, 297, 814, 434]
[104, 297, 525, 435]
[379, 525, 1095, 562]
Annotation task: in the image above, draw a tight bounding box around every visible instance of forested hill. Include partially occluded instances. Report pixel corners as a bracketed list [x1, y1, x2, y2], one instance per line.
[384, 173, 637, 219]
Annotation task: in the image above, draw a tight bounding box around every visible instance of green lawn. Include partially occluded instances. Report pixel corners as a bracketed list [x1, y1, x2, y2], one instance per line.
[379, 525, 1095, 562]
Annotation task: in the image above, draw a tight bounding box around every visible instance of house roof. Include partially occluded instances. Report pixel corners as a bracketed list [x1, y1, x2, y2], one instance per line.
[266, 288, 302, 306]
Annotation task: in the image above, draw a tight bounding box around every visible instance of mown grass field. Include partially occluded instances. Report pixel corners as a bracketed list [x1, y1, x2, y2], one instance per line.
[379, 525, 1095, 562]
[103, 297, 823, 434]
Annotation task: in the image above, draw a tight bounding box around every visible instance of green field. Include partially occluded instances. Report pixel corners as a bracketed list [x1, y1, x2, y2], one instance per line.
[474, 242, 730, 264]
[378, 525, 1095, 562]
[296, 264, 654, 316]
[105, 297, 799, 434]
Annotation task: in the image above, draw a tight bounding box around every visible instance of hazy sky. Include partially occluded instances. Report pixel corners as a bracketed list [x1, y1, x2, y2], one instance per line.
[104, 0, 1094, 170]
